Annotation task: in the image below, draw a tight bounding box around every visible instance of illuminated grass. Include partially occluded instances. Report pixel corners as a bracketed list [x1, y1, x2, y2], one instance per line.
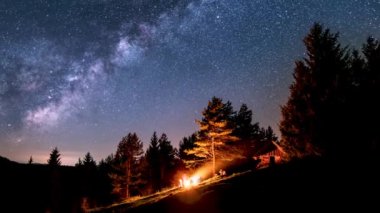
[88, 170, 251, 212]
[87, 187, 178, 212]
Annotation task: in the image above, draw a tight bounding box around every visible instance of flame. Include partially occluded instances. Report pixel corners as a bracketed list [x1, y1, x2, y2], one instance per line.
[179, 175, 201, 189]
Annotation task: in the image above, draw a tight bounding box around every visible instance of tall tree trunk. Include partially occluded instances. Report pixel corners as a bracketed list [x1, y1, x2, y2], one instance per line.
[126, 160, 131, 199]
[160, 161, 164, 190]
[212, 137, 215, 176]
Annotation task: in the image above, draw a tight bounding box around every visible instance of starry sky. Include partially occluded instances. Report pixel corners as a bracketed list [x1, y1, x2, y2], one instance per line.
[1, 0, 379, 165]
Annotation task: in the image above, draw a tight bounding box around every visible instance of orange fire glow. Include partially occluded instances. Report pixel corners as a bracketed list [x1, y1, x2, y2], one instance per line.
[179, 175, 201, 189]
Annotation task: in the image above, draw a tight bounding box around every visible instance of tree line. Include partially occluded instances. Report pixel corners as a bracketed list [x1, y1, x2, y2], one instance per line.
[42, 96, 276, 208]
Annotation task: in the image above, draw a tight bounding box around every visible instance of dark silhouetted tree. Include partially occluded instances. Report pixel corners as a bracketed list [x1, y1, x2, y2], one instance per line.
[75, 152, 96, 168]
[83, 152, 96, 168]
[233, 104, 261, 158]
[179, 133, 197, 163]
[75, 152, 98, 208]
[280, 23, 380, 162]
[145, 132, 160, 192]
[158, 133, 176, 188]
[361, 37, 380, 162]
[263, 126, 278, 143]
[75, 158, 83, 167]
[134, 155, 150, 195]
[48, 147, 61, 166]
[279, 23, 349, 158]
[253, 126, 278, 155]
[28, 156, 33, 164]
[97, 154, 116, 204]
[234, 104, 259, 140]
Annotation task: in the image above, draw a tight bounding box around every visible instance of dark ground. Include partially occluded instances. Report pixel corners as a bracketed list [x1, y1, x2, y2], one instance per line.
[1, 156, 83, 212]
[1, 156, 378, 213]
[98, 157, 379, 213]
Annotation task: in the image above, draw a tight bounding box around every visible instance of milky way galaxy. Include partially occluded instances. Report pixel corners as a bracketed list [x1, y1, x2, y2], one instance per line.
[1, 0, 379, 164]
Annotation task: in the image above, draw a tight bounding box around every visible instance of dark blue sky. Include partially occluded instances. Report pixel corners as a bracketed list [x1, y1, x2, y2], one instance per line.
[1, 0, 379, 164]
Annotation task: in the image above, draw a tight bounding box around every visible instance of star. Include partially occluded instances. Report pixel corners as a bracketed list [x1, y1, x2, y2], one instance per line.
[0, 0, 379, 165]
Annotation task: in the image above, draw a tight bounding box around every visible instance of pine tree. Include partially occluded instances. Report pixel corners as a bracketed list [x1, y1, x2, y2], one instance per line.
[97, 154, 115, 204]
[145, 132, 160, 192]
[363, 37, 380, 78]
[83, 152, 96, 168]
[264, 126, 277, 142]
[75, 158, 83, 167]
[158, 133, 175, 188]
[112, 133, 144, 199]
[47, 147, 61, 166]
[28, 156, 33, 164]
[279, 23, 349, 158]
[179, 133, 197, 162]
[234, 104, 259, 140]
[233, 104, 261, 158]
[74, 152, 98, 206]
[187, 97, 238, 176]
[75, 152, 96, 168]
[361, 37, 380, 161]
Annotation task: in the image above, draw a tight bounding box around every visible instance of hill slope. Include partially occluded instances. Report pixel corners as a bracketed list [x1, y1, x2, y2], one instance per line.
[94, 157, 378, 213]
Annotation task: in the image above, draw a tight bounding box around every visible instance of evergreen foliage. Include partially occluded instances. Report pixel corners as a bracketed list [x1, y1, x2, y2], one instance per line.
[47, 147, 61, 166]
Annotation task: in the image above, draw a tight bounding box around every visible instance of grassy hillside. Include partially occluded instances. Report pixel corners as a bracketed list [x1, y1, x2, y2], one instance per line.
[92, 157, 378, 213]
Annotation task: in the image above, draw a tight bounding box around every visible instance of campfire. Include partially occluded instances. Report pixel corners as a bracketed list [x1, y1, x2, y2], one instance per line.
[179, 175, 200, 189]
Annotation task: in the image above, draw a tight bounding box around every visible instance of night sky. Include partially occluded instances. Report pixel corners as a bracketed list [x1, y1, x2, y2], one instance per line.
[1, 0, 379, 165]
